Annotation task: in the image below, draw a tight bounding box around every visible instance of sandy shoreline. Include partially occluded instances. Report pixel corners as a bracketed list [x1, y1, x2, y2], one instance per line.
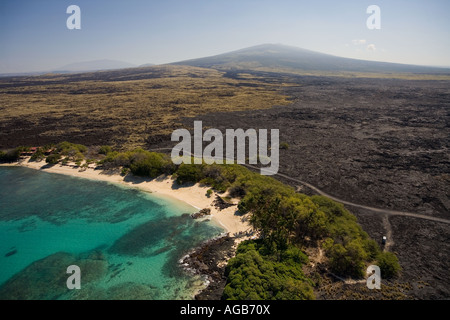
[1, 159, 251, 236]
[1, 158, 254, 300]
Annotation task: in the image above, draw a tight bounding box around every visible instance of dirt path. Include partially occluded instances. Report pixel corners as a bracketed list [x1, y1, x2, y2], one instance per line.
[268, 169, 450, 225]
[149, 148, 450, 225]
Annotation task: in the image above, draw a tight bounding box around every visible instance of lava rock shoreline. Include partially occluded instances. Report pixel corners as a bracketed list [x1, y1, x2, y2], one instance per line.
[180, 234, 236, 300]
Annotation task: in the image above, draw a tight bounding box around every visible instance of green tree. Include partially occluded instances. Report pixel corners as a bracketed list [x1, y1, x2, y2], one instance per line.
[30, 148, 45, 161]
[293, 197, 328, 241]
[174, 163, 204, 184]
[377, 251, 401, 279]
[129, 151, 166, 178]
[46, 153, 61, 165]
[325, 239, 368, 278]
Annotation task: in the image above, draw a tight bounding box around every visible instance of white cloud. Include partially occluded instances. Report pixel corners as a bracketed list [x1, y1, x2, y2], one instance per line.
[366, 44, 376, 51]
[352, 39, 367, 45]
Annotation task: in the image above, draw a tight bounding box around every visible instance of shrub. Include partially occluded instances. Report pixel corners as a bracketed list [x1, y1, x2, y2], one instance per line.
[57, 141, 87, 155]
[99, 145, 112, 155]
[324, 239, 368, 278]
[98, 151, 129, 169]
[55, 142, 87, 163]
[377, 251, 401, 279]
[46, 153, 61, 165]
[129, 151, 172, 178]
[280, 142, 289, 150]
[113, 152, 131, 167]
[228, 184, 247, 198]
[174, 163, 204, 184]
[0, 149, 21, 163]
[199, 165, 231, 192]
[206, 189, 213, 197]
[121, 167, 130, 176]
[30, 148, 45, 162]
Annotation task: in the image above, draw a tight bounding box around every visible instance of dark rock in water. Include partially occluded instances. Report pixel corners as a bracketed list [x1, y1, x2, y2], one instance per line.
[87, 250, 106, 261]
[181, 235, 236, 300]
[5, 249, 17, 257]
[191, 208, 211, 219]
[108, 214, 193, 256]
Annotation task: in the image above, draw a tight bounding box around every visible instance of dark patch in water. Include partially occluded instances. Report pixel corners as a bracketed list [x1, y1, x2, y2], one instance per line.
[107, 268, 125, 282]
[5, 249, 17, 257]
[17, 219, 37, 232]
[0, 250, 108, 300]
[108, 213, 223, 279]
[108, 214, 195, 257]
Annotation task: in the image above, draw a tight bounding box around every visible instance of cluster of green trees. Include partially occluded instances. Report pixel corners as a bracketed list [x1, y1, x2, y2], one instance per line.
[237, 181, 400, 279]
[223, 192, 400, 299]
[100, 151, 246, 192]
[98, 148, 175, 177]
[223, 240, 314, 300]
[45, 142, 88, 165]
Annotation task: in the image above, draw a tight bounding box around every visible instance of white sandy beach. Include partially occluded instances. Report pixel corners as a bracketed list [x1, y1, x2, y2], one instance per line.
[2, 159, 251, 237]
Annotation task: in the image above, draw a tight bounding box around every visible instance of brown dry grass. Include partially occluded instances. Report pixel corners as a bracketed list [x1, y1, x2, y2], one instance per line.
[214, 65, 450, 80]
[0, 65, 291, 149]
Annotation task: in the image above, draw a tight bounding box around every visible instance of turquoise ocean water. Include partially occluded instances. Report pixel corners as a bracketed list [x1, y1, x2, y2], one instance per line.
[0, 166, 223, 299]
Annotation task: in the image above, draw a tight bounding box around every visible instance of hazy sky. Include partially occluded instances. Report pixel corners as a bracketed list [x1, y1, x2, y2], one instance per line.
[1, 0, 449, 73]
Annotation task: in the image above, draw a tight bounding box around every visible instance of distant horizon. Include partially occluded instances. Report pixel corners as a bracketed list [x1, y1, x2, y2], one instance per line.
[1, 43, 450, 76]
[1, 0, 450, 74]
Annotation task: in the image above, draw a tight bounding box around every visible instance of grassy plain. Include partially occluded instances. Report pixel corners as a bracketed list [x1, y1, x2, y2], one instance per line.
[0, 65, 290, 150]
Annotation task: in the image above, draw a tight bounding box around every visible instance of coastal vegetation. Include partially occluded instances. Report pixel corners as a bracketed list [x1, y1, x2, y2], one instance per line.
[1, 142, 401, 299]
[0, 147, 22, 163]
[40, 142, 88, 166]
[223, 240, 314, 300]
[30, 148, 46, 161]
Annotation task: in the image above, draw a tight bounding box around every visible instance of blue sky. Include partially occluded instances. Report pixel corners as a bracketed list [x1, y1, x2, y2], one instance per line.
[1, 0, 449, 73]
